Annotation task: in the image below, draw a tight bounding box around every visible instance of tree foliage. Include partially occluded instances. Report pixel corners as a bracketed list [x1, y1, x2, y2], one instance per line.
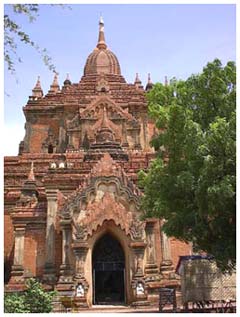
[4, 4, 69, 73]
[4, 278, 56, 313]
[140, 59, 236, 271]
[4, 292, 27, 313]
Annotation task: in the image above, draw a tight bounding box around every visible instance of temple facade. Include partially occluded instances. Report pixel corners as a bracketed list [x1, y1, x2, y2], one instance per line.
[4, 18, 191, 308]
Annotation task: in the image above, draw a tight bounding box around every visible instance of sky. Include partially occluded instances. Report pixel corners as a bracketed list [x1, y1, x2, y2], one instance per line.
[3, 3, 236, 156]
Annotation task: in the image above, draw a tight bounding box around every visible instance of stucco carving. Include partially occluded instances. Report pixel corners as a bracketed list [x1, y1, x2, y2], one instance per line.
[42, 128, 58, 152]
[68, 112, 80, 130]
[60, 153, 144, 240]
[129, 218, 145, 241]
[96, 77, 110, 92]
[73, 223, 88, 241]
[80, 97, 134, 122]
[16, 192, 38, 208]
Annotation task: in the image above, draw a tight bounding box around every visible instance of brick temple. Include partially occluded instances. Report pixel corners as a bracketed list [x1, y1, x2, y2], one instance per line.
[4, 17, 191, 308]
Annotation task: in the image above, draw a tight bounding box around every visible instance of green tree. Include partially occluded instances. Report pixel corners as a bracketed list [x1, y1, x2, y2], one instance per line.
[4, 278, 56, 313]
[140, 59, 236, 272]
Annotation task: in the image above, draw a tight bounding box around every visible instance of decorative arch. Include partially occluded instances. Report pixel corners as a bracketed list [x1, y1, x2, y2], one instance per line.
[62, 176, 144, 242]
[86, 220, 133, 305]
[60, 153, 145, 242]
[92, 232, 125, 304]
[90, 220, 131, 258]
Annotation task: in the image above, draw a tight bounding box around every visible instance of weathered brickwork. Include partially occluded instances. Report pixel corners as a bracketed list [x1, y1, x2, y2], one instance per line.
[170, 238, 191, 268]
[4, 214, 14, 260]
[4, 18, 191, 307]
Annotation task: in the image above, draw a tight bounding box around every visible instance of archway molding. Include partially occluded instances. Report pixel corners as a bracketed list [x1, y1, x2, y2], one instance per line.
[85, 220, 134, 305]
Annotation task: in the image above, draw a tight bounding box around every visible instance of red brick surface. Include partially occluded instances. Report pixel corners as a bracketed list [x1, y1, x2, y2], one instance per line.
[4, 27, 192, 302]
[170, 238, 192, 268]
[4, 214, 14, 259]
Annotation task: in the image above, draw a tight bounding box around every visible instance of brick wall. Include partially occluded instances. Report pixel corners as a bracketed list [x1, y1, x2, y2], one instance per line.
[154, 220, 163, 267]
[4, 214, 14, 283]
[4, 214, 14, 259]
[170, 238, 192, 268]
[24, 228, 46, 277]
[55, 216, 62, 277]
[29, 124, 48, 153]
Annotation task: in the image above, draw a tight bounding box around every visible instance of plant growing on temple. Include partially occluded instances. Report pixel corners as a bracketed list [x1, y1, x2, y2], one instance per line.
[139, 59, 236, 272]
[4, 278, 57, 313]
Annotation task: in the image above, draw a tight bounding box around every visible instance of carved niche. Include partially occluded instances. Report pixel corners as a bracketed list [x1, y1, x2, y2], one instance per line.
[96, 76, 110, 93]
[42, 128, 58, 153]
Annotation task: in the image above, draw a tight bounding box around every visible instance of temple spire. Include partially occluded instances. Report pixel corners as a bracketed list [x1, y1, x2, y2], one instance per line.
[148, 73, 152, 84]
[134, 73, 143, 90]
[28, 161, 35, 182]
[95, 107, 115, 143]
[52, 73, 59, 86]
[101, 106, 109, 129]
[64, 73, 71, 86]
[97, 15, 107, 49]
[164, 75, 168, 86]
[32, 76, 43, 98]
[17, 161, 39, 207]
[134, 73, 141, 85]
[145, 73, 153, 91]
[49, 73, 60, 94]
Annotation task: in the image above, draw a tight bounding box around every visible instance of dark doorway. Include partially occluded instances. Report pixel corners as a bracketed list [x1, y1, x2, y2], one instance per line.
[93, 233, 125, 305]
[48, 144, 54, 153]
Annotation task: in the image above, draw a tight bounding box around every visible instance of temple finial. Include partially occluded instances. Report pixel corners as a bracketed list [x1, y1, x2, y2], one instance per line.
[49, 72, 60, 93]
[28, 161, 35, 181]
[36, 76, 41, 88]
[145, 73, 153, 91]
[148, 73, 152, 84]
[165, 75, 168, 86]
[32, 76, 43, 98]
[64, 73, 71, 86]
[134, 73, 141, 84]
[52, 73, 59, 86]
[97, 15, 107, 49]
[134, 73, 142, 90]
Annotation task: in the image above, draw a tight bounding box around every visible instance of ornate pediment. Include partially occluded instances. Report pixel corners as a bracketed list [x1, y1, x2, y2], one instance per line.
[80, 96, 136, 123]
[60, 153, 144, 240]
[70, 189, 145, 242]
[66, 97, 141, 150]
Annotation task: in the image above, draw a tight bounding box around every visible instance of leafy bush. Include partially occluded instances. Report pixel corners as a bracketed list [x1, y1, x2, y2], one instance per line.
[4, 278, 56, 313]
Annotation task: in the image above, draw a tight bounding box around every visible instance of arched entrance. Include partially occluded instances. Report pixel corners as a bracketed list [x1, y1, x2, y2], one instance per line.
[92, 233, 125, 304]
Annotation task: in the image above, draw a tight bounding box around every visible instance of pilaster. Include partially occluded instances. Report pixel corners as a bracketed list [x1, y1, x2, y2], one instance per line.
[8, 225, 26, 288]
[144, 220, 159, 277]
[58, 218, 73, 285]
[160, 223, 175, 278]
[130, 241, 149, 307]
[43, 189, 58, 284]
[72, 241, 89, 308]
